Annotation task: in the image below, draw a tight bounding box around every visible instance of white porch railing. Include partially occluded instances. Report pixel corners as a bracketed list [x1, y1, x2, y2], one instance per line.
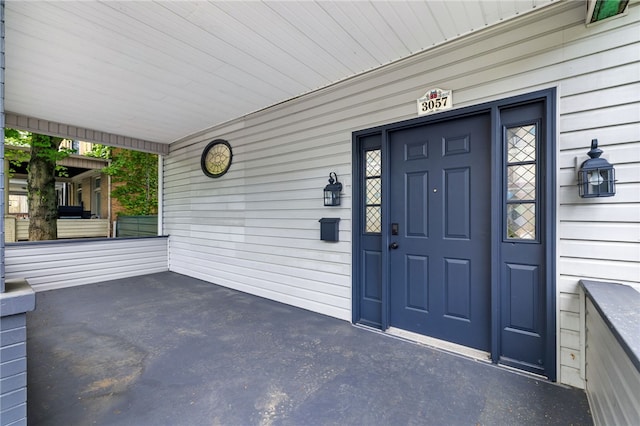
[4, 217, 111, 242]
[580, 280, 640, 426]
[5, 237, 168, 291]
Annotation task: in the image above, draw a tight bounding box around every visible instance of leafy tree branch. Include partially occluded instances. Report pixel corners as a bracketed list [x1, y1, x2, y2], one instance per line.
[101, 148, 158, 216]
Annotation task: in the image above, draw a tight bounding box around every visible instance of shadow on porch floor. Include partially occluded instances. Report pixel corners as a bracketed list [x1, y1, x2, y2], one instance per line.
[27, 272, 592, 425]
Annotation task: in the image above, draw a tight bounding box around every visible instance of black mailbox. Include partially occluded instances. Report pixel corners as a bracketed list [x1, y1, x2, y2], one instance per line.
[319, 218, 340, 242]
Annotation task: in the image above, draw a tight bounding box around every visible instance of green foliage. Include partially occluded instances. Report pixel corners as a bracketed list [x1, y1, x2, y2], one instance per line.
[30, 133, 66, 159]
[5, 129, 31, 176]
[5, 128, 30, 146]
[30, 133, 71, 177]
[103, 149, 158, 216]
[4, 129, 72, 177]
[85, 143, 112, 159]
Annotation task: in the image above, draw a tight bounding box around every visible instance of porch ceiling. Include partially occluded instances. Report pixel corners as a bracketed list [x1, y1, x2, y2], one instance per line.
[5, 1, 558, 145]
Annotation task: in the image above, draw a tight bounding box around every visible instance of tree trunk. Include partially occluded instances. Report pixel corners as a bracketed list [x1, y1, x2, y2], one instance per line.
[27, 134, 62, 241]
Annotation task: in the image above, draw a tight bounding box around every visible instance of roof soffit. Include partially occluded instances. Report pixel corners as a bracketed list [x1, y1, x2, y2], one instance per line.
[4, 1, 561, 145]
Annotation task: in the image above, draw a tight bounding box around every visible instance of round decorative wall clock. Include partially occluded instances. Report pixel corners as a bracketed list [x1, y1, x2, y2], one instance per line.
[201, 139, 232, 178]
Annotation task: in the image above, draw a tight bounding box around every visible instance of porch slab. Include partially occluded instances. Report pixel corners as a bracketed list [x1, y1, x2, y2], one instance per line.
[27, 272, 592, 425]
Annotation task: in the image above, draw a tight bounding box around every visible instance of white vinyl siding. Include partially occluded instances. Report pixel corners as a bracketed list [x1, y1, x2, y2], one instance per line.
[555, 5, 640, 388]
[5, 237, 168, 292]
[163, 2, 639, 387]
[585, 298, 640, 425]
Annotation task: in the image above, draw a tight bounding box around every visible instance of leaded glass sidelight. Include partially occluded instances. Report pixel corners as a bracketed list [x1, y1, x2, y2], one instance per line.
[505, 125, 537, 240]
[507, 165, 536, 201]
[507, 203, 536, 240]
[365, 149, 382, 233]
[507, 126, 536, 163]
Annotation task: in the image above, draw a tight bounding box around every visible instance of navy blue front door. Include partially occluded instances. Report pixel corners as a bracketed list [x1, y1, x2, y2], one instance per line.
[354, 90, 555, 379]
[388, 113, 492, 351]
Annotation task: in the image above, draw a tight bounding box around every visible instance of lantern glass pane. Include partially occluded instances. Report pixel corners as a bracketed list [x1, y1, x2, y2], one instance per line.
[605, 168, 615, 193]
[579, 166, 616, 198]
[324, 190, 337, 206]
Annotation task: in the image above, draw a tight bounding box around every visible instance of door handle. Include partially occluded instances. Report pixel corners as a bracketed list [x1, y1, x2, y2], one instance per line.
[389, 242, 399, 250]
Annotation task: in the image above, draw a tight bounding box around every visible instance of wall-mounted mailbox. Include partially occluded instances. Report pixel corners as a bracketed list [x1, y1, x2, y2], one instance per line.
[319, 218, 340, 242]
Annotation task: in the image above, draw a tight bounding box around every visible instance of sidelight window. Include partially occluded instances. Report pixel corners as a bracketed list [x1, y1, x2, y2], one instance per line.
[505, 125, 537, 240]
[365, 149, 382, 233]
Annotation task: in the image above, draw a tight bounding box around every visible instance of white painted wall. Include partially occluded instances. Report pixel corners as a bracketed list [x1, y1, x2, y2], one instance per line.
[163, 2, 640, 387]
[5, 237, 168, 292]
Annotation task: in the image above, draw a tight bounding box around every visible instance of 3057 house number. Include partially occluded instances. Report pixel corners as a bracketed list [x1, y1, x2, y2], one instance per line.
[417, 88, 453, 116]
[420, 96, 449, 112]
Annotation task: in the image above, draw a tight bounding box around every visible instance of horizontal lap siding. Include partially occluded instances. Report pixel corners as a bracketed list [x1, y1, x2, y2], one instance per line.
[164, 2, 639, 386]
[11, 219, 110, 241]
[585, 299, 640, 425]
[4, 238, 168, 291]
[56, 219, 110, 239]
[556, 4, 640, 389]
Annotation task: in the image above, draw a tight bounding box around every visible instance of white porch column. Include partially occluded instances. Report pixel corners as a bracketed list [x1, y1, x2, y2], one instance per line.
[1, 0, 4, 292]
[0, 4, 37, 426]
[157, 154, 163, 236]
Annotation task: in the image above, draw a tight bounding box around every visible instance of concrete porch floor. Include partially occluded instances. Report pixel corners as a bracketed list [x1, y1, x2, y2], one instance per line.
[26, 272, 592, 425]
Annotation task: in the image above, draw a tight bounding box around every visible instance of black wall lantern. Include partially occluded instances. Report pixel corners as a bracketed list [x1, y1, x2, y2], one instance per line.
[324, 172, 343, 206]
[578, 139, 616, 198]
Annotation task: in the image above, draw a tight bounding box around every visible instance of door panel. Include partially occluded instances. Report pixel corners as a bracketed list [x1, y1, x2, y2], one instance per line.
[499, 101, 547, 375]
[363, 250, 382, 301]
[406, 172, 429, 237]
[406, 255, 429, 311]
[389, 113, 491, 351]
[444, 258, 471, 320]
[444, 168, 470, 238]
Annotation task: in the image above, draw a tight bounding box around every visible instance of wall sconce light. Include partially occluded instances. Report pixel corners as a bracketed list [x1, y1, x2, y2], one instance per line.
[578, 139, 616, 198]
[324, 172, 343, 206]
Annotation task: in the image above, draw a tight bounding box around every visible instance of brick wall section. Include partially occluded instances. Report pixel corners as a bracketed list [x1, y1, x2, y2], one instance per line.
[0, 314, 27, 426]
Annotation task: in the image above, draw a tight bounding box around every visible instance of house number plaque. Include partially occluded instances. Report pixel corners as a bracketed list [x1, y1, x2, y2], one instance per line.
[417, 88, 453, 116]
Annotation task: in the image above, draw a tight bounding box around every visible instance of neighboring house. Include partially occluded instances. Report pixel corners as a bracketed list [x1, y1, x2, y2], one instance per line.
[4, 143, 112, 240]
[6, 141, 110, 218]
[5, 140, 155, 241]
[59, 140, 111, 220]
[1, 0, 638, 407]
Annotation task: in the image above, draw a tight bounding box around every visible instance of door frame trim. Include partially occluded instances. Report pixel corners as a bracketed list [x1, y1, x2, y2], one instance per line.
[352, 88, 556, 380]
